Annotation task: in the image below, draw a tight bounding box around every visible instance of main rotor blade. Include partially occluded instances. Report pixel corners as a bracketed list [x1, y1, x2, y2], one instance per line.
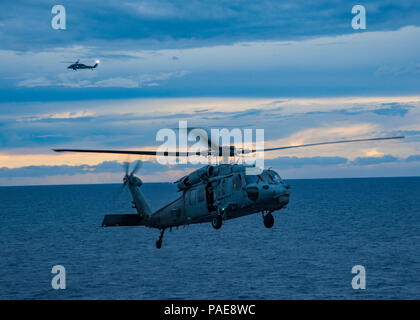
[53, 149, 181, 156]
[251, 136, 405, 153]
[53, 136, 404, 157]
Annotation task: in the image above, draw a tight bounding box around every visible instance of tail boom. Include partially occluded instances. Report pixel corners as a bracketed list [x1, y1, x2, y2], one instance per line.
[102, 175, 153, 228]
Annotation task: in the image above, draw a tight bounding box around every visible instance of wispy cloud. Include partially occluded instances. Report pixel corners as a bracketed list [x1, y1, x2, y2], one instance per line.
[17, 111, 95, 122]
[16, 77, 52, 88]
[351, 155, 400, 166]
[1, 153, 419, 185]
[266, 156, 348, 168]
[305, 103, 414, 118]
[2, 26, 420, 102]
[0, 95, 419, 184]
[2, 0, 420, 52]
[86, 77, 140, 88]
[0, 160, 167, 178]
[16, 71, 191, 89]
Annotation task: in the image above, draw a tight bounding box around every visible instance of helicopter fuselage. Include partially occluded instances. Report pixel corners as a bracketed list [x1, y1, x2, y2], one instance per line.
[104, 164, 290, 234]
[68, 63, 98, 70]
[148, 173, 289, 229]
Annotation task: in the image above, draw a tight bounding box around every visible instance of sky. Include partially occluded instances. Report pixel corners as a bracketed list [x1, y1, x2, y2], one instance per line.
[0, 0, 419, 186]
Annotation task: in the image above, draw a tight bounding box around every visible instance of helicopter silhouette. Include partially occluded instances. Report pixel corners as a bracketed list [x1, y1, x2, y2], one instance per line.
[63, 59, 100, 71]
[54, 134, 404, 248]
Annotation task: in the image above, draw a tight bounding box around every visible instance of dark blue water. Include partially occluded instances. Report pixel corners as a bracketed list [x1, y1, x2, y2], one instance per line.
[0, 177, 419, 299]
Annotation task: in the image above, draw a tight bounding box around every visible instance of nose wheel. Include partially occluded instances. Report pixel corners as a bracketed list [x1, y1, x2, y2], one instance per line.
[262, 211, 274, 228]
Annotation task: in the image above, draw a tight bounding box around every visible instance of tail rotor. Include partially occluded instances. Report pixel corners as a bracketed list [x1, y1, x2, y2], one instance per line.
[130, 160, 143, 177]
[113, 160, 143, 205]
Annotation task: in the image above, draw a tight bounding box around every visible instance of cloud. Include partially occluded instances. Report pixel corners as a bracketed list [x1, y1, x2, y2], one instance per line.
[2, 26, 419, 102]
[374, 63, 420, 77]
[17, 77, 52, 88]
[2, 153, 419, 183]
[15, 71, 191, 89]
[349, 154, 420, 166]
[2, 1, 420, 52]
[89, 77, 140, 88]
[137, 71, 191, 87]
[266, 123, 380, 148]
[266, 156, 348, 168]
[0, 95, 419, 185]
[371, 103, 414, 117]
[1, 96, 419, 153]
[0, 160, 164, 178]
[18, 111, 95, 122]
[406, 155, 420, 162]
[305, 102, 414, 117]
[351, 155, 400, 166]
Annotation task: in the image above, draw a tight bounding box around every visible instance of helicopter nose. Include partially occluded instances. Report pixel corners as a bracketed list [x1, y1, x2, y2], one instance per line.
[275, 191, 290, 205]
[275, 183, 290, 204]
[259, 184, 290, 205]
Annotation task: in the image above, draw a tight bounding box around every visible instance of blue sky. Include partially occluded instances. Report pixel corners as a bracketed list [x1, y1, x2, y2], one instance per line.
[0, 1, 419, 185]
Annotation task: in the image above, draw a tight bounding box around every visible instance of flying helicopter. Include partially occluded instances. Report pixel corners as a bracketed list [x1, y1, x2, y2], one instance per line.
[63, 59, 100, 70]
[53, 134, 404, 248]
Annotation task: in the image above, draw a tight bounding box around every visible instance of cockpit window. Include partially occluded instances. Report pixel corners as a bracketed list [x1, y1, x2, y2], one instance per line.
[245, 175, 260, 185]
[258, 170, 283, 184]
[245, 171, 282, 185]
[260, 171, 274, 183]
[268, 170, 282, 183]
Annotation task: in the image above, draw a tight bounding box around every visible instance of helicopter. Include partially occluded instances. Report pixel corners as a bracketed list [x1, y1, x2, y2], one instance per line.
[63, 59, 100, 71]
[53, 134, 404, 248]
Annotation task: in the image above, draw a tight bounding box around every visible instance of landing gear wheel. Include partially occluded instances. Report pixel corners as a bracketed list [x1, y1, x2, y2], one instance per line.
[212, 215, 223, 229]
[263, 212, 274, 229]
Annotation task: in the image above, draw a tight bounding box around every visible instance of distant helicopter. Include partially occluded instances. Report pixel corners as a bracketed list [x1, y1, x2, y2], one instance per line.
[63, 59, 100, 71]
[54, 134, 404, 248]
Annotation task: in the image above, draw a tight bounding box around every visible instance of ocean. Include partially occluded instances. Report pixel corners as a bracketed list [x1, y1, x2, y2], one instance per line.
[0, 177, 419, 299]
